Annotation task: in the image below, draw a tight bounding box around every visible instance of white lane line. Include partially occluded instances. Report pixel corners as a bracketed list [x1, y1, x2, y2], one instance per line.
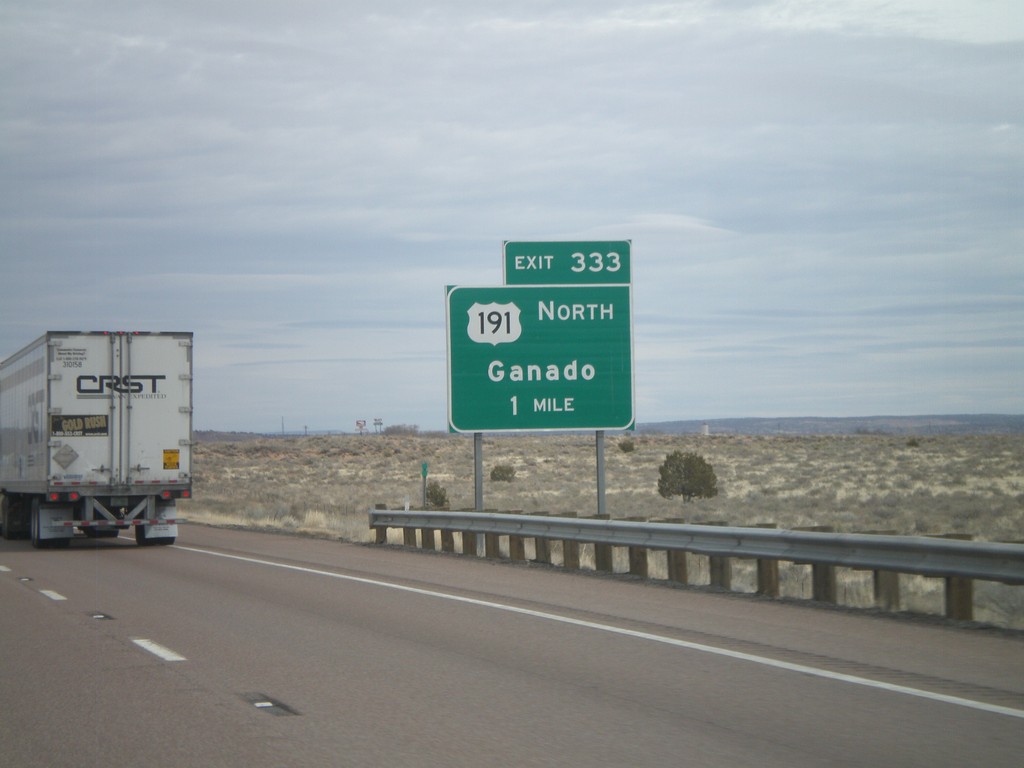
[132, 638, 187, 662]
[40, 590, 67, 601]
[175, 545, 1024, 721]
[0, 565, 11, 572]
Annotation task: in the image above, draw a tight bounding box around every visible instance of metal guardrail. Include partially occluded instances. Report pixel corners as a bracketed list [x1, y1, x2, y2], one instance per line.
[368, 509, 1024, 584]
[369, 509, 1024, 624]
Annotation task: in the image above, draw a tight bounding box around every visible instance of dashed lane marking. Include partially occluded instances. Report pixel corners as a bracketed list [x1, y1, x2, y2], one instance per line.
[132, 638, 187, 662]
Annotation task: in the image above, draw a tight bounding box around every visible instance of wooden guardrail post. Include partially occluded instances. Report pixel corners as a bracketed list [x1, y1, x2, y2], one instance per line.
[562, 512, 579, 569]
[795, 526, 836, 603]
[440, 529, 455, 553]
[698, 521, 731, 590]
[531, 512, 551, 564]
[484, 510, 502, 559]
[508, 536, 526, 560]
[508, 511, 527, 562]
[660, 518, 688, 584]
[932, 533, 974, 621]
[754, 523, 779, 597]
[457, 509, 477, 556]
[857, 531, 900, 611]
[628, 547, 648, 578]
[667, 550, 688, 584]
[372, 503, 388, 544]
[710, 562, 731, 590]
[485, 532, 501, 558]
[403, 527, 417, 547]
[420, 526, 436, 551]
[873, 570, 901, 611]
[624, 517, 648, 578]
[591, 514, 613, 572]
[945, 577, 974, 621]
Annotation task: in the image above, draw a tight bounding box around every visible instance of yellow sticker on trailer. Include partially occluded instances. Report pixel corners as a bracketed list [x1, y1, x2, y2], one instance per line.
[163, 449, 180, 470]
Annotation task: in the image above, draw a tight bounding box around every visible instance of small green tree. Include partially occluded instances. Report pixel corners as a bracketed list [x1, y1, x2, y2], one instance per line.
[657, 451, 718, 501]
[425, 479, 449, 509]
[618, 438, 636, 453]
[490, 464, 516, 482]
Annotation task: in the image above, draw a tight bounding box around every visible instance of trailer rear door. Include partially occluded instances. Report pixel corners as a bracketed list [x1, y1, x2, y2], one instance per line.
[47, 332, 192, 490]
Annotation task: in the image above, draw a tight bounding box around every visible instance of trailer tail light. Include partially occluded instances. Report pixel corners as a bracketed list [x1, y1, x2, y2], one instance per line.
[157, 489, 191, 500]
[46, 491, 82, 502]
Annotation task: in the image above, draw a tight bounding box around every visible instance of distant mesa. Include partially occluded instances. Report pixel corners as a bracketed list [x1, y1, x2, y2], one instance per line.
[637, 414, 1024, 436]
[195, 414, 1024, 441]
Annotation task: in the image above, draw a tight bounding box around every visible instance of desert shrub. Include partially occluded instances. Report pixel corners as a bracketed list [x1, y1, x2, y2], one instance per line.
[490, 464, 517, 482]
[383, 424, 419, 436]
[425, 479, 449, 509]
[618, 438, 636, 453]
[657, 451, 719, 501]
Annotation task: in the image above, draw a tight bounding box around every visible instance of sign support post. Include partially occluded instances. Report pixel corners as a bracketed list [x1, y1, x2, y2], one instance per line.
[474, 432, 484, 513]
[421, 462, 428, 508]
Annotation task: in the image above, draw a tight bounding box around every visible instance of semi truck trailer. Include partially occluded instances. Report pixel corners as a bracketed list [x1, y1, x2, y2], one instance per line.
[0, 331, 192, 548]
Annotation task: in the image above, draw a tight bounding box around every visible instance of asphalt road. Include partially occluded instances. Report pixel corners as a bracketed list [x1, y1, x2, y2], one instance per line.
[2, 525, 1022, 767]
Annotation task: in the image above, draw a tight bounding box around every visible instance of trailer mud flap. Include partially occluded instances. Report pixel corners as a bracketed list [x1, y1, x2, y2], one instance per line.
[38, 507, 75, 540]
[135, 520, 177, 546]
[147, 522, 177, 538]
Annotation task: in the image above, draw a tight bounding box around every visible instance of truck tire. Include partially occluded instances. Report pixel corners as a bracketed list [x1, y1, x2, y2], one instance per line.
[2, 495, 29, 540]
[30, 505, 44, 549]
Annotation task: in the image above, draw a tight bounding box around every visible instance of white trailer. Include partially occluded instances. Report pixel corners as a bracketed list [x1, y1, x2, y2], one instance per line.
[0, 331, 192, 547]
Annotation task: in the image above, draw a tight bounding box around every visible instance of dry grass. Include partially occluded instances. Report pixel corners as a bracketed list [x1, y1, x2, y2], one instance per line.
[179, 432, 1024, 628]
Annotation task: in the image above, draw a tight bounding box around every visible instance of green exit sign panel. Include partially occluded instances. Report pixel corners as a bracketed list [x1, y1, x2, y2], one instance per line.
[503, 241, 631, 285]
[447, 284, 634, 433]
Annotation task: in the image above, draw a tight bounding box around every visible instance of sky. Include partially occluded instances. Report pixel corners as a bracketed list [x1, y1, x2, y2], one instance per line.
[2, 1, 1022, 433]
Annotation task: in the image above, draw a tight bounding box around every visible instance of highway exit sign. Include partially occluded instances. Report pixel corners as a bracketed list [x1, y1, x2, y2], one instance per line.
[446, 284, 634, 432]
[503, 241, 631, 285]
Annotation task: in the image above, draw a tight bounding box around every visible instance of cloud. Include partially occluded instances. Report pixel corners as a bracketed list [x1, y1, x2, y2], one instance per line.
[748, 0, 1024, 44]
[2, 1, 1021, 430]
